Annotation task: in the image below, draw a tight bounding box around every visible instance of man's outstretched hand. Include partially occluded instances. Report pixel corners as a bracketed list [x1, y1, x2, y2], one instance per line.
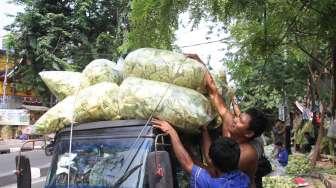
[151, 119, 175, 135]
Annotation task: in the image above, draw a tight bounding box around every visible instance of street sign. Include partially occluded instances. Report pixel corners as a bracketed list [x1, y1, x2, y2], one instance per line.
[0, 109, 30, 125]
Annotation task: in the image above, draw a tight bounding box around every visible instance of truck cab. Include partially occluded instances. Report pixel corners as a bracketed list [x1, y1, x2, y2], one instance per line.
[18, 120, 189, 188]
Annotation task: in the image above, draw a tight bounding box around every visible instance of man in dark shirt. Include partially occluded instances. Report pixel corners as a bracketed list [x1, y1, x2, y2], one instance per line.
[152, 119, 250, 188]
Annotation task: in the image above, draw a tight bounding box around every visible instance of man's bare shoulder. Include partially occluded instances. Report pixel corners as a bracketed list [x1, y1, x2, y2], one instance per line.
[239, 143, 258, 162]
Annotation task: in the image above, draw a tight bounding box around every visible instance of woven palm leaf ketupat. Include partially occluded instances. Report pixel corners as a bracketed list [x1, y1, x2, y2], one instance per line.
[82, 59, 122, 86]
[118, 77, 215, 131]
[39, 71, 89, 100]
[124, 48, 207, 93]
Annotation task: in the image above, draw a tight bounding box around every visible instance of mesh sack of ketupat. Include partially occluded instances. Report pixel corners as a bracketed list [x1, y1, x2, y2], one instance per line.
[74, 82, 120, 123]
[39, 71, 89, 100]
[119, 77, 215, 131]
[33, 96, 76, 134]
[82, 59, 122, 86]
[123, 48, 207, 93]
[33, 82, 120, 134]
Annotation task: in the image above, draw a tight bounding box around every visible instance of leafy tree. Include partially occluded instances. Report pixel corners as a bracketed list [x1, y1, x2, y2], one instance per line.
[7, 0, 129, 104]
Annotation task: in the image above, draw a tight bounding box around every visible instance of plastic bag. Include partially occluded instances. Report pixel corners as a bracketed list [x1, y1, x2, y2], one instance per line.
[82, 59, 122, 86]
[124, 48, 207, 93]
[39, 71, 88, 100]
[74, 82, 120, 123]
[33, 96, 76, 134]
[327, 118, 336, 139]
[119, 77, 215, 131]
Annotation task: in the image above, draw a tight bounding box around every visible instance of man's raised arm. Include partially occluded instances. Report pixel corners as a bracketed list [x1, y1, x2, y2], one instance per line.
[185, 53, 234, 136]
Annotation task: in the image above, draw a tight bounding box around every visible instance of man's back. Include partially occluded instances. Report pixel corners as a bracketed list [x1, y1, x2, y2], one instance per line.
[190, 165, 250, 188]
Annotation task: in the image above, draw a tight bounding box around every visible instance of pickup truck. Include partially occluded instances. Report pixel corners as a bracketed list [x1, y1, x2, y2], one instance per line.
[16, 120, 190, 188]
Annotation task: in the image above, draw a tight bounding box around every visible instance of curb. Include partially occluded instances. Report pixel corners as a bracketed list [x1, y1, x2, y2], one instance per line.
[0, 146, 43, 154]
[0, 164, 50, 186]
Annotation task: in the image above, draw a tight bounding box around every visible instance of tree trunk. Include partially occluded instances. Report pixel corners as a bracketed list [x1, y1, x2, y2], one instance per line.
[332, 43, 336, 117]
[311, 103, 325, 166]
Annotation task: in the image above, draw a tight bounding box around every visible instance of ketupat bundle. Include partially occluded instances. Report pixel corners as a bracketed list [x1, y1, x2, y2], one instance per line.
[262, 176, 295, 188]
[39, 71, 89, 100]
[82, 59, 122, 86]
[124, 48, 207, 93]
[33, 96, 76, 134]
[74, 82, 120, 123]
[119, 77, 215, 130]
[285, 154, 312, 175]
[119, 77, 213, 130]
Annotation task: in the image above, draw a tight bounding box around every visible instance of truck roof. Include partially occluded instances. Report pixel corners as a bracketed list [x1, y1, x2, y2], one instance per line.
[57, 119, 155, 138]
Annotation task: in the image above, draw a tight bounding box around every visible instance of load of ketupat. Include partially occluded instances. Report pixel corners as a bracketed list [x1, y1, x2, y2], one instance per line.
[123, 48, 208, 93]
[119, 77, 215, 131]
[82, 59, 122, 86]
[33, 83, 120, 134]
[33, 96, 76, 134]
[74, 82, 120, 123]
[39, 71, 89, 100]
[33, 48, 227, 134]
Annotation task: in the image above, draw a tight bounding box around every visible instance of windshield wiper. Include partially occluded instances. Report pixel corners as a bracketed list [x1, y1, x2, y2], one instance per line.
[111, 163, 143, 188]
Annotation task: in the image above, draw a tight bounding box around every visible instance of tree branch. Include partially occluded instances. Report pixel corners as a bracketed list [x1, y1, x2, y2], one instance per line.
[294, 38, 324, 65]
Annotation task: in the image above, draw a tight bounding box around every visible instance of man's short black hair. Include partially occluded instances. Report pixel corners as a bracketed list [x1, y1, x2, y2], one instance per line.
[275, 141, 283, 147]
[245, 108, 268, 138]
[209, 137, 240, 173]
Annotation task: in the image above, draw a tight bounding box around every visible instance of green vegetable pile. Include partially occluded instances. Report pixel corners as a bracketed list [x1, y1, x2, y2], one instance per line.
[286, 154, 312, 175]
[74, 82, 120, 123]
[124, 48, 207, 93]
[262, 176, 295, 188]
[39, 71, 89, 100]
[33, 96, 76, 134]
[119, 77, 215, 131]
[82, 59, 121, 86]
[34, 48, 230, 134]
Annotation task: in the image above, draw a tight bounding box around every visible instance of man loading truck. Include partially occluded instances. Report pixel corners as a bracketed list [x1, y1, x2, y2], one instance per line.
[186, 54, 268, 188]
[152, 118, 250, 188]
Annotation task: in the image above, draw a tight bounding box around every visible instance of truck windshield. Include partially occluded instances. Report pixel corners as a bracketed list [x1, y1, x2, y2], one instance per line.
[45, 137, 152, 188]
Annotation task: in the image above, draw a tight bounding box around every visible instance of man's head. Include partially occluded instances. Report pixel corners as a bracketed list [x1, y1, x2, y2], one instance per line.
[304, 132, 310, 138]
[209, 137, 240, 173]
[231, 108, 268, 140]
[275, 141, 284, 149]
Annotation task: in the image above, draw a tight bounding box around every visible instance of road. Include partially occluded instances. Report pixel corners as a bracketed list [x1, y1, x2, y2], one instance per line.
[0, 150, 51, 175]
[0, 150, 51, 187]
[1, 177, 46, 188]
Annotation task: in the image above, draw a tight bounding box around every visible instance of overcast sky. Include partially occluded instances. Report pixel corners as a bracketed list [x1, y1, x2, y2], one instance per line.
[0, 1, 23, 49]
[0, 2, 231, 81]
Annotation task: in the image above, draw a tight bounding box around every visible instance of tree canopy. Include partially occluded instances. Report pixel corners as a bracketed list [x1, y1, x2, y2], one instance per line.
[8, 0, 129, 103]
[6, 0, 336, 111]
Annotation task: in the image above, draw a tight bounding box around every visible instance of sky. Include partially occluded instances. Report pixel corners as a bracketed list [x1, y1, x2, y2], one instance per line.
[174, 12, 229, 72]
[0, 2, 232, 82]
[0, 1, 24, 49]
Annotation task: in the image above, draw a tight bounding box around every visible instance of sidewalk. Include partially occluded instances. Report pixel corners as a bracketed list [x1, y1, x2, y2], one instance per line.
[0, 139, 44, 154]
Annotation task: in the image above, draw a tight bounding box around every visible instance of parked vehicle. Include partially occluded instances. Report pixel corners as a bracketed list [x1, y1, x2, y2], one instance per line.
[16, 120, 187, 188]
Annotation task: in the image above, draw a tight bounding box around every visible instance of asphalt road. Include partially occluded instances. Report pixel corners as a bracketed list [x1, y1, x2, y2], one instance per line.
[0, 150, 51, 176]
[0, 150, 51, 187]
[1, 176, 46, 188]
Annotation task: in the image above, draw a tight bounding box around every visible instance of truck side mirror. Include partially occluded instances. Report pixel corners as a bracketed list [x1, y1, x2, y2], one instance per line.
[146, 151, 173, 188]
[15, 155, 31, 188]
